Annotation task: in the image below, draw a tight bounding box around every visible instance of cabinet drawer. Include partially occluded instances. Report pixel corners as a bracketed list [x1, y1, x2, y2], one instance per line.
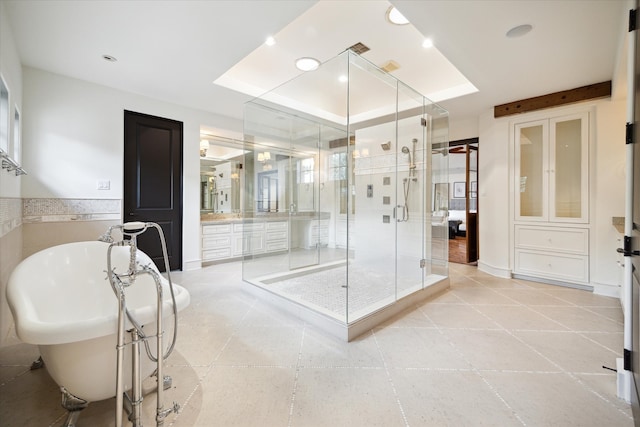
[266, 231, 288, 242]
[202, 223, 232, 235]
[515, 226, 588, 255]
[515, 250, 588, 283]
[266, 221, 287, 231]
[266, 240, 288, 252]
[233, 222, 264, 233]
[203, 235, 231, 249]
[203, 247, 232, 261]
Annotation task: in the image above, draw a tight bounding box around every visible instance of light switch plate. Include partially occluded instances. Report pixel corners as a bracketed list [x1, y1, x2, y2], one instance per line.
[97, 180, 111, 190]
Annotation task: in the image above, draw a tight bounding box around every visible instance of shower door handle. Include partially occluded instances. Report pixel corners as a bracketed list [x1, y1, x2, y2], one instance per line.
[393, 206, 396, 219]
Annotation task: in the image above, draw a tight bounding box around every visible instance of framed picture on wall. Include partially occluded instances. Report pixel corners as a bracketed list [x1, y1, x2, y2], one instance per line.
[453, 182, 466, 198]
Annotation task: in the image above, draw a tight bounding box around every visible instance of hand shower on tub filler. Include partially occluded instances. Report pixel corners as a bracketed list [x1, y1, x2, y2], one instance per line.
[100, 221, 181, 427]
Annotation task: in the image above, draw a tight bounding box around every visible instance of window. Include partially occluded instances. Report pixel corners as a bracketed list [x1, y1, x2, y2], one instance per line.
[13, 106, 20, 162]
[298, 157, 314, 184]
[329, 151, 354, 214]
[0, 75, 9, 154]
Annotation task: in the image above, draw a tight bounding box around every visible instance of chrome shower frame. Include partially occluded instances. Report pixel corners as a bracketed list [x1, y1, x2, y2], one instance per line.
[101, 222, 179, 427]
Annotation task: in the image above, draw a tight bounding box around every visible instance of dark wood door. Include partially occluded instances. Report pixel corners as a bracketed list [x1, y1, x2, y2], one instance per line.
[124, 110, 183, 271]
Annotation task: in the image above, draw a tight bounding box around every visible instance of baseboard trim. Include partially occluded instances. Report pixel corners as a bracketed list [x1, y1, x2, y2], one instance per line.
[477, 260, 511, 278]
[592, 282, 621, 299]
[184, 259, 202, 271]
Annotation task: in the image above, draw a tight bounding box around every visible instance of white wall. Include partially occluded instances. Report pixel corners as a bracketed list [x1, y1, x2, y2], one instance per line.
[449, 116, 479, 142]
[477, 98, 627, 291]
[477, 110, 511, 277]
[0, 0, 23, 198]
[22, 67, 243, 270]
[0, 1, 24, 346]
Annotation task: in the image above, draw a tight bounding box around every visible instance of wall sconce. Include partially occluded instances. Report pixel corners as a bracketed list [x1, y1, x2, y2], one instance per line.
[200, 139, 209, 157]
[257, 151, 271, 163]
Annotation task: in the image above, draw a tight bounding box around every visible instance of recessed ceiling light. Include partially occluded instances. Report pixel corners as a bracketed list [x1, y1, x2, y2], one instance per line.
[102, 54, 117, 62]
[386, 6, 409, 25]
[338, 75, 348, 83]
[422, 38, 434, 49]
[506, 24, 533, 38]
[295, 57, 320, 72]
[265, 36, 276, 46]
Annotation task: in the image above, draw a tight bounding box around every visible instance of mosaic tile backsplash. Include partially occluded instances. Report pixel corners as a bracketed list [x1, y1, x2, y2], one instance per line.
[22, 198, 121, 223]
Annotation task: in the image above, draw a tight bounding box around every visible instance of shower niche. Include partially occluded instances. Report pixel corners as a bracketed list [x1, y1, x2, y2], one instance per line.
[242, 50, 450, 340]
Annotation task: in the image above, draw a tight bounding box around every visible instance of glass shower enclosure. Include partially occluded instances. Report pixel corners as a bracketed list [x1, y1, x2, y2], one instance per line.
[242, 50, 449, 340]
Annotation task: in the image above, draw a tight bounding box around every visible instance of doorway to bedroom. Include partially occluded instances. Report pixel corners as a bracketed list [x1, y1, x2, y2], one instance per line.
[447, 138, 478, 264]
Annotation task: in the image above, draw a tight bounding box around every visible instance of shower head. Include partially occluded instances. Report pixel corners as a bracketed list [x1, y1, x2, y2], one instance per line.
[401, 146, 410, 154]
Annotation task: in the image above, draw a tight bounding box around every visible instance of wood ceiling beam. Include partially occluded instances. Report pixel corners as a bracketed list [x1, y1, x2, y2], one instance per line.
[493, 81, 612, 118]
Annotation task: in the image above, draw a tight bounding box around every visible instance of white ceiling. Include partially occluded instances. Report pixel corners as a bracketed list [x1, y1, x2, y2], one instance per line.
[3, 0, 627, 127]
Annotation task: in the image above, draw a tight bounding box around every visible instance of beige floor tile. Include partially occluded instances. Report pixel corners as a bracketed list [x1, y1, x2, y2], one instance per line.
[494, 288, 574, 306]
[574, 372, 634, 415]
[1, 260, 633, 426]
[196, 365, 295, 426]
[445, 329, 559, 372]
[543, 288, 623, 307]
[419, 302, 502, 329]
[513, 330, 621, 374]
[390, 369, 523, 426]
[375, 304, 437, 329]
[580, 331, 624, 354]
[291, 367, 404, 427]
[241, 303, 307, 328]
[299, 329, 384, 368]
[483, 371, 634, 426]
[475, 304, 571, 331]
[374, 327, 471, 370]
[0, 364, 63, 426]
[176, 323, 235, 366]
[215, 325, 303, 367]
[450, 286, 518, 305]
[579, 306, 625, 323]
[472, 275, 533, 289]
[424, 290, 464, 304]
[533, 305, 625, 332]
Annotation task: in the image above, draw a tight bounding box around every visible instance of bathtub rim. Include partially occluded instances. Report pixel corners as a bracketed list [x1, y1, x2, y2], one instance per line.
[6, 241, 190, 345]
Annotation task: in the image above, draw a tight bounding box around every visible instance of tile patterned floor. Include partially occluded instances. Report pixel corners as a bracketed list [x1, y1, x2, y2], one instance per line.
[0, 261, 633, 426]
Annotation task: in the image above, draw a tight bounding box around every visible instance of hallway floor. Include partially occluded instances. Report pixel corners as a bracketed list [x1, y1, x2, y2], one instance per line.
[0, 262, 633, 426]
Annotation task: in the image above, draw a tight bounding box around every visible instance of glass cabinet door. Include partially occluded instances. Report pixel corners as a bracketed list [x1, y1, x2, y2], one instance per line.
[514, 113, 588, 223]
[515, 120, 548, 221]
[550, 113, 588, 223]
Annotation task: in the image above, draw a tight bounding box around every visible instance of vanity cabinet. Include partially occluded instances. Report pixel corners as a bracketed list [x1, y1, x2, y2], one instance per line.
[202, 219, 288, 263]
[232, 222, 265, 256]
[202, 223, 232, 261]
[265, 221, 289, 252]
[512, 111, 590, 285]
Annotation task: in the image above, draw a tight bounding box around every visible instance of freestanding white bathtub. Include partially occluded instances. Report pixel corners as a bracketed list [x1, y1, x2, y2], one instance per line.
[6, 241, 190, 405]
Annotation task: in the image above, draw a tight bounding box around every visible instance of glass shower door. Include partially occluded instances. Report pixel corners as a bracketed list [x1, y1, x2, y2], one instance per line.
[396, 82, 428, 298]
[288, 117, 321, 271]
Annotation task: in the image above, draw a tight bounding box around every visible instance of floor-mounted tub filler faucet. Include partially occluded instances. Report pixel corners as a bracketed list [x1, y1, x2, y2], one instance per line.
[102, 221, 179, 427]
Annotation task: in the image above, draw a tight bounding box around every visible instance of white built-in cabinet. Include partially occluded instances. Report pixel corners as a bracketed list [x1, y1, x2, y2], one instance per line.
[202, 220, 288, 263]
[512, 111, 590, 285]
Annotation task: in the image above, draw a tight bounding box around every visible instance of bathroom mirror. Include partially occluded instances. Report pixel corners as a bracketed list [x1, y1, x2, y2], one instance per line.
[200, 136, 245, 214]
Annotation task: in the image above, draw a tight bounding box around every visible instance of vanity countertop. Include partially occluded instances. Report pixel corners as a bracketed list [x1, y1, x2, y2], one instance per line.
[201, 212, 330, 224]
